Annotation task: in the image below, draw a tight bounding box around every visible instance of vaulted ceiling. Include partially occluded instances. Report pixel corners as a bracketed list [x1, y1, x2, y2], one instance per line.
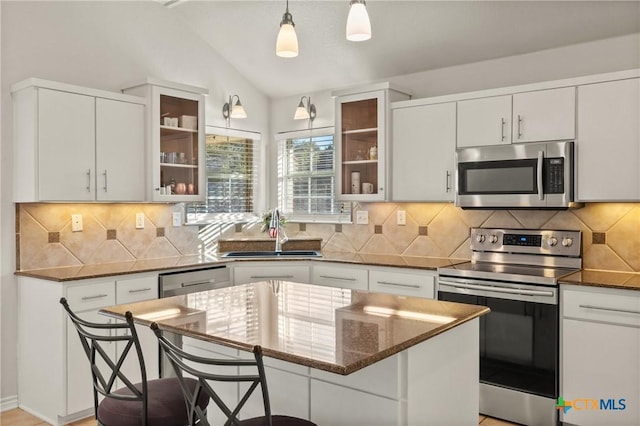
[166, 1, 640, 98]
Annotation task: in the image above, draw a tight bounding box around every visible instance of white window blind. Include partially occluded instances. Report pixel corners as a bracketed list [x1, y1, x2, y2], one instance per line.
[277, 129, 351, 221]
[187, 131, 258, 222]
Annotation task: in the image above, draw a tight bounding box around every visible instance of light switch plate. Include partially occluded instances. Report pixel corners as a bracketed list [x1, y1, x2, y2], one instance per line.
[172, 212, 182, 227]
[135, 213, 145, 229]
[356, 210, 369, 225]
[397, 210, 406, 225]
[71, 214, 83, 232]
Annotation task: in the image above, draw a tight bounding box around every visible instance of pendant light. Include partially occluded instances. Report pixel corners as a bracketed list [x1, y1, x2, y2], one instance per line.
[346, 0, 371, 41]
[276, 0, 299, 58]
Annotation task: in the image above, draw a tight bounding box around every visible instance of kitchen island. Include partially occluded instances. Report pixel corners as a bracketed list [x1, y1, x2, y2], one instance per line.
[101, 281, 489, 426]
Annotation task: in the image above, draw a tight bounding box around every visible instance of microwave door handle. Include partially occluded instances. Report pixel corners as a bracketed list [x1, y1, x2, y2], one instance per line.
[537, 150, 544, 200]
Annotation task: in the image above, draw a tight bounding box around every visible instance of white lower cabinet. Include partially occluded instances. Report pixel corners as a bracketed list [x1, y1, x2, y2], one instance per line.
[233, 262, 310, 285]
[18, 273, 158, 426]
[561, 285, 640, 426]
[369, 266, 435, 298]
[311, 263, 368, 290]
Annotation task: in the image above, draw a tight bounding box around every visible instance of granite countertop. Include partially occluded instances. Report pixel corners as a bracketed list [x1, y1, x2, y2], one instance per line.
[559, 269, 640, 291]
[100, 280, 490, 375]
[15, 251, 467, 282]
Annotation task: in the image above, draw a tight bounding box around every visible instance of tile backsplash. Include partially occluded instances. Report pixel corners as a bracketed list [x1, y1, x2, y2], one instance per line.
[16, 202, 640, 273]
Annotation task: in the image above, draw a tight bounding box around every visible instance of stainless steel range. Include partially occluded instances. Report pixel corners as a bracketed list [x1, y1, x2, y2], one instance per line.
[437, 228, 582, 426]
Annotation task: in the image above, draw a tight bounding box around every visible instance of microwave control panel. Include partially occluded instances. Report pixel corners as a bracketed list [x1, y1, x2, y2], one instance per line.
[544, 158, 564, 194]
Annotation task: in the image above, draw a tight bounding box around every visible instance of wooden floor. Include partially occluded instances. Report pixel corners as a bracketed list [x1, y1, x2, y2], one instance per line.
[1, 408, 518, 425]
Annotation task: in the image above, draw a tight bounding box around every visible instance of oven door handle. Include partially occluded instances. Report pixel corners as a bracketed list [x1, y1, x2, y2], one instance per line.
[438, 279, 555, 298]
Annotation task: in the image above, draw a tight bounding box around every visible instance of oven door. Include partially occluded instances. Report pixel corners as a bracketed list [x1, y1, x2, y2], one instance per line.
[438, 277, 558, 399]
[455, 141, 573, 208]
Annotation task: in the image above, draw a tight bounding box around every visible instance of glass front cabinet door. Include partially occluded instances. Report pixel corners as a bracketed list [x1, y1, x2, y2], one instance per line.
[123, 79, 207, 202]
[333, 83, 411, 201]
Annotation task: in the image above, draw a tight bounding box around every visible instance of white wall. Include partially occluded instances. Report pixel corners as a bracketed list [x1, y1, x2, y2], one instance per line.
[0, 1, 270, 403]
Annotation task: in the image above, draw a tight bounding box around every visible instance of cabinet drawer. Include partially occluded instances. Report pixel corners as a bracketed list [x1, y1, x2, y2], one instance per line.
[369, 269, 435, 299]
[116, 275, 158, 303]
[66, 281, 115, 311]
[312, 264, 368, 290]
[234, 264, 309, 285]
[563, 286, 640, 327]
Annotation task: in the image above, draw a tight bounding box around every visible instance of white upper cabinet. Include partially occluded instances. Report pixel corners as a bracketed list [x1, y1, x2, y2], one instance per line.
[12, 79, 146, 202]
[457, 95, 512, 147]
[576, 78, 640, 201]
[392, 102, 456, 201]
[512, 87, 576, 143]
[333, 83, 411, 202]
[123, 79, 207, 202]
[95, 98, 145, 201]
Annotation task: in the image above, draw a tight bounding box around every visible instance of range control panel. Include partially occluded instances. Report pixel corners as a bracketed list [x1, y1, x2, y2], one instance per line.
[470, 228, 581, 257]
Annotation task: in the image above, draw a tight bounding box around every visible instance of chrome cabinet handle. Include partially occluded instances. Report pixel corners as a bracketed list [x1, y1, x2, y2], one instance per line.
[250, 275, 294, 279]
[376, 280, 420, 289]
[537, 151, 544, 200]
[500, 118, 506, 141]
[102, 170, 108, 192]
[579, 304, 640, 315]
[86, 169, 92, 192]
[128, 287, 152, 293]
[445, 171, 451, 192]
[319, 275, 356, 281]
[81, 293, 108, 301]
[517, 114, 523, 139]
[182, 279, 216, 288]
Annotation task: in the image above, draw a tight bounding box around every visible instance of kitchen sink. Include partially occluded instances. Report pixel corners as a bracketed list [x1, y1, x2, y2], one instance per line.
[221, 250, 322, 258]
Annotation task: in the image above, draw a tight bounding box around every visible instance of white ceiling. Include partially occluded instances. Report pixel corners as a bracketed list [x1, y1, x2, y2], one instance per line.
[167, 1, 640, 98]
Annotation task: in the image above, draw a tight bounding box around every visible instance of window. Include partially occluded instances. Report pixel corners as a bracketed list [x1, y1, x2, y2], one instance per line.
[187, 128, 259, 223]
[277, 129, 350, 221]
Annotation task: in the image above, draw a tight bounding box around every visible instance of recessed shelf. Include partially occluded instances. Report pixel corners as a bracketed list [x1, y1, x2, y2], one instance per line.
[342, 127, 378, 135]
[160, 162, 198, 169]
[160, 125, 198, 134]
[343, 160, 378, 165]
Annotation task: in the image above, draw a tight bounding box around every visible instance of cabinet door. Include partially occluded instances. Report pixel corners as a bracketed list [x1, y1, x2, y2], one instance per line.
[116, 276, 159, 383]
[233, 263, 310, 285]
[562, 319, 640, 426]
[392, 102, 456, 201]
[311, 264, 368, 290]
[67, 309, 116, 415]
[369, 268, 435, 299]
[152, 86, 206, 202]
[38, 88, 95, 201]
[335, 91, 386, 201]
[457, 95, 512, 147]
[513, 87, 575, 143]
[577, 78, 640, 201]
[96, 98, 145, 201]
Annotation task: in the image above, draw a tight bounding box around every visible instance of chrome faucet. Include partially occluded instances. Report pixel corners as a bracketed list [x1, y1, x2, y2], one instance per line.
[269, 208, 288, 252]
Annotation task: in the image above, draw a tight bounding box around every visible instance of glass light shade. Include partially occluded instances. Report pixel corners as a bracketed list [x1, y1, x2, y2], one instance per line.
[276, 23, 299, 58]
[230, 101, 247, 119]
[346, 2, 371, 41]
[294, 102, 310, 120]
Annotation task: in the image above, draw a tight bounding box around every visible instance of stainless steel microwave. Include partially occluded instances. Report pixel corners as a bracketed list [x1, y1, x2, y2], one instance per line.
[455, 141, 577, 209]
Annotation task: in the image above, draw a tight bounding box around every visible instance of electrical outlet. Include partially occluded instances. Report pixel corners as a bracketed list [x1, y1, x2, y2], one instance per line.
[135, 213, 145, 229]
[356, 210, 369, 225]
[71, 214, 83, 232]
[397, 210, 406, 225]
[172, 212, 182, 227]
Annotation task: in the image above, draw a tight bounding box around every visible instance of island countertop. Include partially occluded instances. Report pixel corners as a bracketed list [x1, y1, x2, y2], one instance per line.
[100, 281, 489, 375]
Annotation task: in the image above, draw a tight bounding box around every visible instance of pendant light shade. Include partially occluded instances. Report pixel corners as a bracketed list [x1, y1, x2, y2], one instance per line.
[276, 0, 299, 58]
[346, 0, 371, 41]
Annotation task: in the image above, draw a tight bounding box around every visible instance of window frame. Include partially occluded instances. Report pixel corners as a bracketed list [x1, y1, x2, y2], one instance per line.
[276, 127, 352, 223]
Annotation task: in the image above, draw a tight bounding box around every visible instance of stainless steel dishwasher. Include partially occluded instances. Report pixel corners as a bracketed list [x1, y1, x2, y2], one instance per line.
[158, 265, 231, 376]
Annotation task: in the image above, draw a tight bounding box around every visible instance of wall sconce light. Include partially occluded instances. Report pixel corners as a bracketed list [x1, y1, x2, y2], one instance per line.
[276, 0, 299, 58]
[222, 95, 247, 125]
[346, 0, 371, 41]
[294, 96, 316, 124]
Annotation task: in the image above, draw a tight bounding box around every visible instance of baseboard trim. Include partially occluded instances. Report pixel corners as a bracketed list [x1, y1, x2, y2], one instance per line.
[0, 395, 18, 412]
